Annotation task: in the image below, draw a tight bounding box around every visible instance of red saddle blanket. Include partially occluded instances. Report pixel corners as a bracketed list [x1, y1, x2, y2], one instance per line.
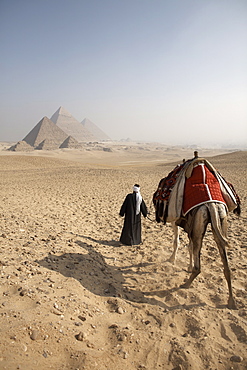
[182, 163, 226, 215]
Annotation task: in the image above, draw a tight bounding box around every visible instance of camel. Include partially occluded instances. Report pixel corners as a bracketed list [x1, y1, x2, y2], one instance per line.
[153, 152, 240, 310]
[179, 202, 237, 309]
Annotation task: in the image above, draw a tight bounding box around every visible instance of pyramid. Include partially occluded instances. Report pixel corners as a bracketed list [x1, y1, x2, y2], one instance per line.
[81, 118, 111, 141]
[8, 141, 34, 152]
[36, 139, 60, 150]
[23, 116, 68, 148]
[60, 135, 80, 148]
[50, 107, 97, 142]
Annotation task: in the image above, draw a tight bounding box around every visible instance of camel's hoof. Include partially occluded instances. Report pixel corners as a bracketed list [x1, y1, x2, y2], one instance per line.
[180, 282, 190, 289]
[227, 297, 237, 310]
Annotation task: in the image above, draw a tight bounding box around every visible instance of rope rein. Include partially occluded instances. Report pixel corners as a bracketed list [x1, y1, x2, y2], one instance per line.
[145, 199, 156, 222]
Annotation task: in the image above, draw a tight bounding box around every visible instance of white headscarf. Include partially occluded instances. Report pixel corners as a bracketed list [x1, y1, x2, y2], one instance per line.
[133, 185, 142, 215]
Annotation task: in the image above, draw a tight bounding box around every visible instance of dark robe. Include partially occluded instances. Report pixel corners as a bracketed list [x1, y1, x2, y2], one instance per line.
[119, 192, 147, 246]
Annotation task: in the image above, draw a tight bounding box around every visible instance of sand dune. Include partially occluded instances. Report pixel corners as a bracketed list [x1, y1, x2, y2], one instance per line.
[0, 146, 246, 369]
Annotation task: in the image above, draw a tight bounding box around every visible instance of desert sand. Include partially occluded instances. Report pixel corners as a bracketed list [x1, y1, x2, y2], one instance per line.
[0, 143, 246, 370]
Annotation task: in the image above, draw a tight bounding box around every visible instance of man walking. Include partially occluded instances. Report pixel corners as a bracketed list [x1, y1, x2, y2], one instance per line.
[119, 184, 147, 246]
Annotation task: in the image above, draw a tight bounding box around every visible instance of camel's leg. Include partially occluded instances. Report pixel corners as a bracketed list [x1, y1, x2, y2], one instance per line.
[181, 236, 203, 288]
[211, 213, 237, 310]
[167, 222, 179, 264]
[187, 239, 193, 272]
[181, 206, 208, 288]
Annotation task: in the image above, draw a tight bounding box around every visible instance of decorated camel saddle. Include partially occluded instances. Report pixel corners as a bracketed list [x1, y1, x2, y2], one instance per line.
[153, 151, 241, 225]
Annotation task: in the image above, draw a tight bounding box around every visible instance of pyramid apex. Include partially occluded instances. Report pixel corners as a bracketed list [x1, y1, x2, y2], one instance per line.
[81, 117, 92, 124]
[50, 106, 74, 124]
[58, 106, 72, 116]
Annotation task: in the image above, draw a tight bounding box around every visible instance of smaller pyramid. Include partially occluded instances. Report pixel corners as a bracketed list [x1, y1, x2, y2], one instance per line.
[81, 118, 111, 141]
[60, 136, 79, 148]
[8, 141, 34, 152]
[36, 139, 60, 150]
[23, 116, 68, 148]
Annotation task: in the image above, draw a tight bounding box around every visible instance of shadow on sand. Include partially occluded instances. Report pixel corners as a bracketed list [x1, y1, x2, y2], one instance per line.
[37, 239, 206, 312]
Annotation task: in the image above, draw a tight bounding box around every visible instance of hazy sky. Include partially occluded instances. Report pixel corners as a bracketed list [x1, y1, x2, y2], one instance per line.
[1, 0, 247, 147]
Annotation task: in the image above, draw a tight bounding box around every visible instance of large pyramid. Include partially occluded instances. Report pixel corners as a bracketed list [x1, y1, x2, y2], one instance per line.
[50, 107, 97, 142]
[23, 116, 68, 148]
[81, 118, 110, 141]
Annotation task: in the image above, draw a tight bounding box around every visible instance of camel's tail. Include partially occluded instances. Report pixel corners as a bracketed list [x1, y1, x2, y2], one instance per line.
[233, 203, 241, 216]
[207, 203, 228, 247]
